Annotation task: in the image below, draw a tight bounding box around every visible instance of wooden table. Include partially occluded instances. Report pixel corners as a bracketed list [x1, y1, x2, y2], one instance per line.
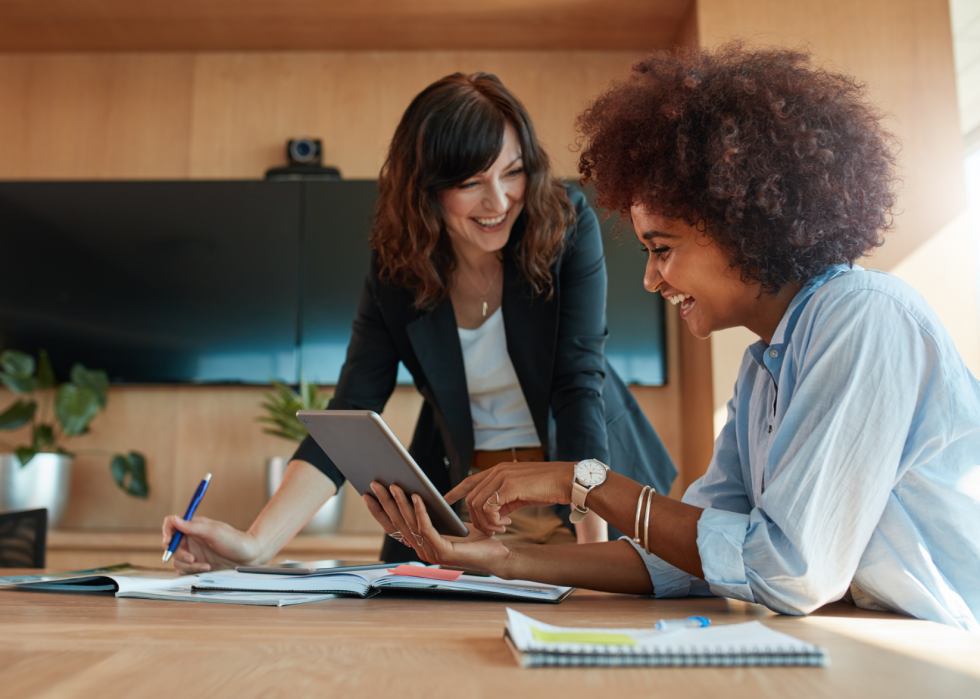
[2, 573, 979, 698]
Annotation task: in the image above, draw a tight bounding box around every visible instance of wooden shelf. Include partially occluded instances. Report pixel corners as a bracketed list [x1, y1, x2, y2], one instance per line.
[0, 0, 692, 51]
[47, 530, 384, 569]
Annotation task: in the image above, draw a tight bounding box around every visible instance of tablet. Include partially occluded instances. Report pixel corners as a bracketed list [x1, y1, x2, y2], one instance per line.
[296, 410, 469, 537]
[236, 561, 393, 575]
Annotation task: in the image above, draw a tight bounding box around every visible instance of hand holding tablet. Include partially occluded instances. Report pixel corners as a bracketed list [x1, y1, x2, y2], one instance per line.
[296, 410, 469, 537]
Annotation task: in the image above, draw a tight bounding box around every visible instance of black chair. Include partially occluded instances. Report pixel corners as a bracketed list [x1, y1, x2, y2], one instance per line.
[0, 508, 47, 568]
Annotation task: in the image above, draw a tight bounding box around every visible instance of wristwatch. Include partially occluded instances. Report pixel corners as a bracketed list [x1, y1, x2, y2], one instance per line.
[570, 459, 609, 523]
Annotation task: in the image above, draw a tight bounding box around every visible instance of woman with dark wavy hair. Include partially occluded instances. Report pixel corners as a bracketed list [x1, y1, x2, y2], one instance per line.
[162, 72, 675, 567]
[367, 46, 980, 630]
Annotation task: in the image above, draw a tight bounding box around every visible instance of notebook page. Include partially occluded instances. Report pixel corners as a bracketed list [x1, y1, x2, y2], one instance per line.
[376, 574, 571, 600]
[0, 566, 198, 594]
[195, 570, 378, 594]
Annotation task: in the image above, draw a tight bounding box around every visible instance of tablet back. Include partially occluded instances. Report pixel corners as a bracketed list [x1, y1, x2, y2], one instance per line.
[296, 410, 469, 537]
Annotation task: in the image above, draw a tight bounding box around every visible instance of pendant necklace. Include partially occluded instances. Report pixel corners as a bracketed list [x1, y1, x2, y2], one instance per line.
[462, 262, 499, 317]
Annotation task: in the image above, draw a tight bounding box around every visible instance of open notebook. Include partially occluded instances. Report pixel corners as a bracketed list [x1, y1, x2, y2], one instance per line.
[0, 564, 197, 594]
[504, 609, 829, 667]
[195, 566, 574, 603]
[0, 564, 336, 607]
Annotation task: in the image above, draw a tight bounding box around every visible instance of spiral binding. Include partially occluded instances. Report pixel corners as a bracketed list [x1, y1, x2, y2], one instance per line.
[508, 631, 830, 668]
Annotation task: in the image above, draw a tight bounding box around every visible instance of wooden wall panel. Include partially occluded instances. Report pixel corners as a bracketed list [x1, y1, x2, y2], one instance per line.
[187, 51, 640, 179]
[59, 387, 181, 530]
[0, 55, 29, 177]
[0, 53, 194, 179]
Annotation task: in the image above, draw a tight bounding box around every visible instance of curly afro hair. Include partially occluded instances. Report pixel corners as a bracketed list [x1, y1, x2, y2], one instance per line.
[577, 42, 898, 293]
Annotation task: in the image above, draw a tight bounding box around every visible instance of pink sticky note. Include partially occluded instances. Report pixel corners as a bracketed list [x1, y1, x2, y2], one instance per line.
[387, 565, 463, 581]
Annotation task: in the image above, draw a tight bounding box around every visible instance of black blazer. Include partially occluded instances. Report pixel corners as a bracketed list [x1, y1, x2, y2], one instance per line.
[293, 186, 676, 559]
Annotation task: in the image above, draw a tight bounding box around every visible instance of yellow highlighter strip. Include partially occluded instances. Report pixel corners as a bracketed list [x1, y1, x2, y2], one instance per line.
[531, 626, 638, 646]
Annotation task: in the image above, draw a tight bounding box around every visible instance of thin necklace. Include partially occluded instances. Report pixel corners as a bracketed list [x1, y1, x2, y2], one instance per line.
[460, 261, 500, 317]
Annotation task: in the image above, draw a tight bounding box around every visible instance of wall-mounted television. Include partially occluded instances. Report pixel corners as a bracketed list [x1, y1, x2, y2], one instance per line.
[0, 180, 665, 385]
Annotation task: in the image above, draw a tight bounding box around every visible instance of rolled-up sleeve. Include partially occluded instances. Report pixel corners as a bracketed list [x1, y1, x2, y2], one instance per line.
[622, 537, 714, 597]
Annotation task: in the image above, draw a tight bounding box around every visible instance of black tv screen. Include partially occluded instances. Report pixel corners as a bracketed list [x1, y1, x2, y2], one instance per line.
[0, 181, 302, 383]
[0, 180, 665, 386]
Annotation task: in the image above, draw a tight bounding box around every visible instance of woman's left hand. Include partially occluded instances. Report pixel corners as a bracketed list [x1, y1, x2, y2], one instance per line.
[363, 482, 511, 575]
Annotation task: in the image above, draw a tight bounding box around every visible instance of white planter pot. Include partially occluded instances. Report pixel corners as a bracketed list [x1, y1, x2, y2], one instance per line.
[266, 457, 345, 534]
[0, 453, 72, 528]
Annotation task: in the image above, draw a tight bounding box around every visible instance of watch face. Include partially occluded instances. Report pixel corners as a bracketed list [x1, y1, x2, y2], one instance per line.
[575, 460, 607, 487]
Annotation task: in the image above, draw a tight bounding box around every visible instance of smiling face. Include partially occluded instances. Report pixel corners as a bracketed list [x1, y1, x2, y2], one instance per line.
[632, 205, 765, 340]
[438, 122, 526, 258]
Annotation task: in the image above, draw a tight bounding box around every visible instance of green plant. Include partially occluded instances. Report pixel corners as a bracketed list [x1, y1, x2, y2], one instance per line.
[0, 349, 149, 498]
[258, 377, 330, 442]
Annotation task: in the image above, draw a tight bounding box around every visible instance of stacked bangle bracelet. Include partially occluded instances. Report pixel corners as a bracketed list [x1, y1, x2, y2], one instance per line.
[632, 485, 657, 554]
[633, 486, 650, 546]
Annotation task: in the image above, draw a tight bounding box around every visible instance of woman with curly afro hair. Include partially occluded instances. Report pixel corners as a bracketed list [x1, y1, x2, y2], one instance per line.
[366, 44, 980, 631]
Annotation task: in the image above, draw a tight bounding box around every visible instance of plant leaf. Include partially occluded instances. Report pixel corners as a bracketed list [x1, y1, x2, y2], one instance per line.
[70, 364, 109, 407]
[36, 349, 56, 389]
[272, 379, 300, 403]
[0, 349, 35, 378]
[33, 423, 55, 450]
[55, 384, 100, 436]
[0, 372, 36, 394]
[56, 446, 76, 458]
[258, 379, 311, 442]
[0, 399, 36, 430]
[312, 389, 332, 411]
[299, 374, 310, 410]
[15, 446, 36, 467]
[110, 451, 149, 498]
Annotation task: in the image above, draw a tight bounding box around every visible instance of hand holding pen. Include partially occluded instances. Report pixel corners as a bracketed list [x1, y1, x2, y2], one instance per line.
[163, 473, 212, 563]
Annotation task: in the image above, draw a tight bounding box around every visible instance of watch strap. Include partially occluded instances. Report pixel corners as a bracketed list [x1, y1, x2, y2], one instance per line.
[570, 459, 609, 524]
[570, 480, 590, 523]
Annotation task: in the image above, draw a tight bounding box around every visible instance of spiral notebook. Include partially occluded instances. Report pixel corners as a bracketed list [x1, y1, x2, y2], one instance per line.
[504, 609, 829, 667]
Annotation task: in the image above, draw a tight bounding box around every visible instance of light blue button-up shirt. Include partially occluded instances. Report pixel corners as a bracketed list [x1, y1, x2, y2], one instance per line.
[628, 265, 980, 631]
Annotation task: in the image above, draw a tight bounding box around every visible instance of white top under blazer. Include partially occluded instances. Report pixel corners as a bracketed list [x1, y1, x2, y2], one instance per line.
[457, 306, 541, 451]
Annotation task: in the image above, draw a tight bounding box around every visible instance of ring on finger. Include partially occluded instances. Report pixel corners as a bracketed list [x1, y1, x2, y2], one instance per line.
[486, 491, 502, 508]
[388, 530, 404, 541]
[410, 531, 425, 547]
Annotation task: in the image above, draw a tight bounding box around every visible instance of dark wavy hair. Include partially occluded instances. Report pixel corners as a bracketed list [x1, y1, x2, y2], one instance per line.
[371, 72, 574, 310]
[577, 43, 898, 293]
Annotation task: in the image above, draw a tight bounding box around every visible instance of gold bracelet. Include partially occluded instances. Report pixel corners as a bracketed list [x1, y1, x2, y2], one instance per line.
[643, 486, 657, 555]
[633, 486, 650, 545]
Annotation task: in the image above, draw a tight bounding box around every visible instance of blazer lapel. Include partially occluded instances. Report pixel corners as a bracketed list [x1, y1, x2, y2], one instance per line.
[502, 257, 558, 450]
[406, 297, 473, 483]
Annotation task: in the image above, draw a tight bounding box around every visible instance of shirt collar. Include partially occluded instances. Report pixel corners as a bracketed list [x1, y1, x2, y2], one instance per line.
[748, 264, 857, 384]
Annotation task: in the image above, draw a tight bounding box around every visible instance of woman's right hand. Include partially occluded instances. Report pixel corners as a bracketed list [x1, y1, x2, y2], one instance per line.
[445, 461, 576, 536]
[161, 515, 263, 574]
[161, 459, 339, 575]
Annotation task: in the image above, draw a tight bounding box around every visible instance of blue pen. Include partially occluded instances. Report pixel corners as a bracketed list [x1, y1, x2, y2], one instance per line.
[162, 473, 212, 563]
[655, 616, 711, 631]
